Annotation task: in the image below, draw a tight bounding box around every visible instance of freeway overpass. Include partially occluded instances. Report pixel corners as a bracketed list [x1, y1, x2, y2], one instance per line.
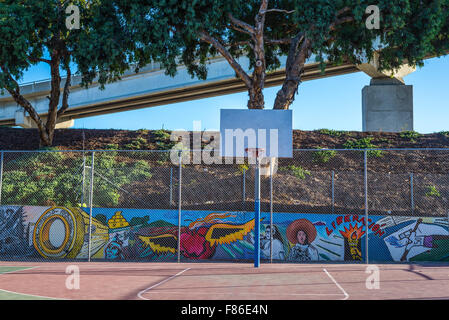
[0, 54, 418, 131]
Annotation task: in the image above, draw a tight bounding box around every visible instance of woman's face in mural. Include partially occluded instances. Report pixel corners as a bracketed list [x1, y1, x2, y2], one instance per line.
[105, 243, 121, 259]
[264, 226, 272, 239]
[296, 230, 307, 245]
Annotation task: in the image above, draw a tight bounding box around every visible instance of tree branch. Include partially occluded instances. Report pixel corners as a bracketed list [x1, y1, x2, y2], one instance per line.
[329, 16, 354, 32]
[261, 9, 295, 14]
[58, 64, 71, 117]
[27, 56, 51, 64]
[199, 30, 252, 89]
[228, 13, 256, 35]
[0, 64, 47, 135]
[266, 38, 292, 45]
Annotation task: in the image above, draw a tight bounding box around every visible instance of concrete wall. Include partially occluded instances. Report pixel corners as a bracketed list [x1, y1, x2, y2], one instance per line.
[362, 79, 414, 132]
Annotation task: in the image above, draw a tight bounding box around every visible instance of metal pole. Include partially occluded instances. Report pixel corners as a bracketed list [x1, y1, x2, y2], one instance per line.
[169, 167, 173, 207]
[80, 154, 86, 206]
[364, 151, 369, 264]
[410, 173, 414, 215]
[270, 158, 273, 264]
[177, 152, 182, 263]
[0, 152, 3, 206]
[331, 170, 335, 214]
[254, 157, 261, 268]
[242, 168, 246, 211]
[87, 152, 95, 262]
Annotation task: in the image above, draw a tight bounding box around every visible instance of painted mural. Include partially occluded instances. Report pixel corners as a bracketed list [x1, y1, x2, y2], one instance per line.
[0, 205, 448, 262]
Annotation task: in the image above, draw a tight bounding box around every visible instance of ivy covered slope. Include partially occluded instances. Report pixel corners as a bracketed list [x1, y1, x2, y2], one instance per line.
[0, 127, 448, 151]
[0, 127, 448, 215]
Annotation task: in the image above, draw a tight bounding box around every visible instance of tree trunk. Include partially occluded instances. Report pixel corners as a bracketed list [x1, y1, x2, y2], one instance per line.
[39, 128, 53, 147]
[248, 87, 265, 109]
[273, 38, 311, 110]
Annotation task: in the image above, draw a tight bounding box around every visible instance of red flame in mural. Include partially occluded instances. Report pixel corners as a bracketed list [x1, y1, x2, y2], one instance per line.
[339, 223, 365, 240]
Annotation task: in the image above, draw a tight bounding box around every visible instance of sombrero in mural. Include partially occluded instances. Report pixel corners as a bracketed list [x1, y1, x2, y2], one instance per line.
[286, 219, 317, 244]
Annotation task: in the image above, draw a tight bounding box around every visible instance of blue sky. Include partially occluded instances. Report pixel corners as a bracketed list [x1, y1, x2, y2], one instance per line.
[20, 55, 449, 133]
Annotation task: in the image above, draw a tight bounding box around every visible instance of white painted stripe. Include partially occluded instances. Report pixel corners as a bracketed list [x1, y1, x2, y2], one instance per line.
[323, 268, 349, 300]
[137, 291, 343, 297]
[0, 266, 64, 300]
[137, 268, 191, 300]
[0, 288, 64, 300]
[0, 266, 39, 275]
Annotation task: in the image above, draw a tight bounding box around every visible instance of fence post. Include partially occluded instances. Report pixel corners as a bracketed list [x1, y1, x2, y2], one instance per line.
[270, 158, 273, 264]
[177, 152, 182, 263]
[0, 151, 3, 206]
[410, 173, 414, 215]
[87, 151, 95, 262]
[364, 150, 369, 264]
[80, 154, 86, 206]
[242, 168, 246, 211]
[170, 167, 173, 207]
[331, 170, 335, 214]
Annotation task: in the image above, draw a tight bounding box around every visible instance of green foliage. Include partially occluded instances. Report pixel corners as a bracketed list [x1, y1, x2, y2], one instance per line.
[313, 149, 337, 163]
[400, 131, 422, 142]
[105, 144, 119, 150]
[439, 131, 449, 138]
[279, 165, 311, 180]
[237, 163, 250, 174]
[316, 129, 347, 137]
[2, 151, 152, 207]
[110, 0, 449, 110]
[425, 185, 441, 198]
[0, 1, 138, 146]
[125, 137, 148, 150]
[151, 129, 178, 163]
[343, 137, 383, 157]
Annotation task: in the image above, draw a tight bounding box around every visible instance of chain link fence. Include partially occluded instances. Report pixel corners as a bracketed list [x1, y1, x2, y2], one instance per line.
[0, 148, 448, 263]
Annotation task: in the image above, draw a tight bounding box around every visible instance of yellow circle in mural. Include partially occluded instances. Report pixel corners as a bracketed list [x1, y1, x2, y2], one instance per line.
[33, 207, 83, 259]
[37, 215, 70, 255]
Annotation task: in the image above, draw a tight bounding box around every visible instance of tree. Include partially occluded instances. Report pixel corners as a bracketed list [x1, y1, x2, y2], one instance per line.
[117, 0, 449, 110]
[0, 0, 137, 146]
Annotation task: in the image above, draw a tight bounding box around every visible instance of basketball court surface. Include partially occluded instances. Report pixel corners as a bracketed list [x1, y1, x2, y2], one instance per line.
[0, 261, 448, 300]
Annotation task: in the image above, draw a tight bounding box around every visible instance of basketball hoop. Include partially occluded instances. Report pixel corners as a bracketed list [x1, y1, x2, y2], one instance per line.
[245, 148, 265, 163]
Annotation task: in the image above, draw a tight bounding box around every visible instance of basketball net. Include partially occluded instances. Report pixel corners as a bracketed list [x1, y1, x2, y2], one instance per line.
[244, 148, 277, 177]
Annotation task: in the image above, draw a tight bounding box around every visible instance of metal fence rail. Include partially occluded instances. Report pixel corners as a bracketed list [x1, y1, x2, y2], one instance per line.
[0, 148, 448, 264]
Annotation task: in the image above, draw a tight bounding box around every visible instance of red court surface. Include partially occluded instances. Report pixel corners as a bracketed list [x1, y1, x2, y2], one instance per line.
[0, 261, 449, 300]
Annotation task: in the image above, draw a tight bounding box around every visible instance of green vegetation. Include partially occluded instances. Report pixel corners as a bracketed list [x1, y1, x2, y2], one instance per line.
[400, 131, 422, 143]
[376, 138, 390, 144]
[125, 136, 148, 150]
[279, 165, 311, 180]
[153, 129, 176, 151]
[425, 185, 441, 198]
[313, 149, 337, 163]
[1, 151, 152, 207]
[316, 129, 347, 137]
[343, 137, 383, 157]
[237, 163, 250, 174]
[439, 131, 449, 138]
[0, 1, 136, 146]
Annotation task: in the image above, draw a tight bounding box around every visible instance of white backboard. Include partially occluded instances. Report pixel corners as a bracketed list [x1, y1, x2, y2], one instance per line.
[220, 109, 293, 158]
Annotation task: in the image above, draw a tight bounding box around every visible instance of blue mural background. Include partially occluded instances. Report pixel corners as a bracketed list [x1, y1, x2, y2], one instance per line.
[0, 205, 448, 262]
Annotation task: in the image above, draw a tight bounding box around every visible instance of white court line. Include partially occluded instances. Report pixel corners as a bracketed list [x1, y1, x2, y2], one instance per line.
[0, 287, 65, 300]
[137, 290, 343, 297]
[137, 267, 191, 300]
[0, 266, 39, 275]
[0, 266, 65, 300]
[323, 268, 349, 300]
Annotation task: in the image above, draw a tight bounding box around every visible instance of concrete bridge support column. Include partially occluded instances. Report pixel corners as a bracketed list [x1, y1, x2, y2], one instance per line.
[362, 77, 413, 132]
[357, 53, 416, 132]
